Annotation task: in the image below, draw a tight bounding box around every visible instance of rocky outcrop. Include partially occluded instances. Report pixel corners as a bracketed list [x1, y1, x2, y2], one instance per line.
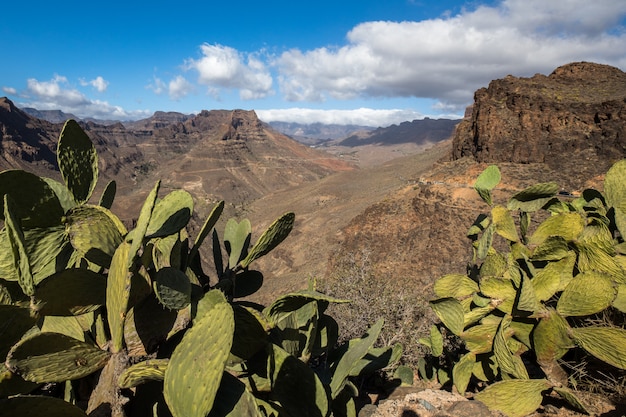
[451, 62, 626, 181]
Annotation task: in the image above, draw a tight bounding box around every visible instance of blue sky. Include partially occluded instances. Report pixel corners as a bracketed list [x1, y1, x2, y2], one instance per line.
[2, 0, 625, 126]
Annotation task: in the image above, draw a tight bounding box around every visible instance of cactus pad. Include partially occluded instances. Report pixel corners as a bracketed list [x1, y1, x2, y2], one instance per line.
[6, 332, 109, 383]
[153, 267, 192, 310]
[57, 119, 98, 204]
[33, 269, 106, 316]
[164, 301, 234, 417]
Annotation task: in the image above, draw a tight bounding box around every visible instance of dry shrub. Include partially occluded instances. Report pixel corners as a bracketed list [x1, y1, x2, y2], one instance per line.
[320, 250, 434, 367]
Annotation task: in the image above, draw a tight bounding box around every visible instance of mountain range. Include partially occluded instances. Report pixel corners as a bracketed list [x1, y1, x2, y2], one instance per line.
[2, 61, 625, 309]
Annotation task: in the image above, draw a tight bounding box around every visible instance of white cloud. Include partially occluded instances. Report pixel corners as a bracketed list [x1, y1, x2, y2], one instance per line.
[275, 0, 626, 112]
[22, 75, 149, 120]
[147, 76, 166, 95]
[80, 76, 109, 92]
[256, 108, 436, 127]
[169, 75, 194, 100]
[2, 86, 17, 95]
[185, 43, 274, 100]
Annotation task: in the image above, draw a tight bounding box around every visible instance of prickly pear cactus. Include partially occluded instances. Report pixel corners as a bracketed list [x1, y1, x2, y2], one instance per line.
[424, 161, 626, 416]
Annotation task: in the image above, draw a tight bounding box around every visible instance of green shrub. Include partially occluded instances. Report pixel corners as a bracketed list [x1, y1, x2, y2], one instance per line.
[0, 120, 400, 417]
[420, 163, 626, 417]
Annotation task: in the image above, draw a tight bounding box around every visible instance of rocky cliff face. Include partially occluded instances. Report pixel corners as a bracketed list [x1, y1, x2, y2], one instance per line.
[451, 62, 626, 186]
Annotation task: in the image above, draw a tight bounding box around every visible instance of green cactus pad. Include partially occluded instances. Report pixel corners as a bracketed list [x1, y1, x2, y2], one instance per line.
[612, 283, 626, 313]
[43, 177, 77, 213]
[330, 318, 383, 398]
[433, 274, 478, 298]
[164, 301, 234, 417]
[421, 324, 443, 357]
[57, 119, 98, 204]
[477, 223, 495, 259]
[571, 327, 626, 369]
[273, 300, 318, 359]
[0, 305, 37, 360]
[265, 290, 349, 324]
[6, 332, 109, 383]
[208, 371, 262, 417]
[604, 159, 626, 212]
[311, 314, 339, 357]
[224, 218, 252, 269]
[127, 180, 160, 268]
[393, 365, 414, 387]
[350, 343, 402, 377]
[552, 387, 590, 415]
[240, 212, 295, 269]
[461, 320, 499, 354]
[230, 304, 270, 363]
[493, 316, 529, 379]
[0, 395, 89, 417]
[491, 206, 518, 242]
[99, 180, 116, 209]
[153, 267, 192, 310]
[452, 352, 476, 395]
[4, 195, 34, 296]
[106, 241, 132, 353]
[145, 189, 193, 238]
[533, 308, 573, 364]
[33, 269, 106, 316]
[123, 295, 186, 358]
[577, 241, 626, 282]
[531, 258, 569, 303]
[268, 343, 329, 417]
[0, 170, 65, 229]
[474, 378, 551, 417]
[557, 271, 615, 317]
[40, 315, 85, 341]
[0, 225, 73, 285]
[231, 270, 264, 298]
[479, 251, 507, 278]
[528, 212, 585, 247]
[532, 236, 570, 261]
[193, 288, 228, 324]
[507, 182, 559, 212]
[65, 204, 127, 267]
[516, 273, 541, 313]
[473, 165, 500, 206]
[189, 200, 224, 262]
[118, 359, 169, 388]
[0, 363, 39, 397]
[479, 276, 517, 314]
[429, 298, 465, 336]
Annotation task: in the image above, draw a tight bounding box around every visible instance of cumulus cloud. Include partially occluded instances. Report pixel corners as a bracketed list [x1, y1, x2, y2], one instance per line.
[169, 75, 194, 100]
[185, 43, 274, 100]
[275, 0, 626, 112]
[80, 76, 109, 92]
[2, 86, 17, 95]
[256, 108, 433, 127]
[23, 75, 149, 120]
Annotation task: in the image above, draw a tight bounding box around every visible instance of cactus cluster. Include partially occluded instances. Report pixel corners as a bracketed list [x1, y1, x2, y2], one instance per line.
[421, 162, 626, 417]
[0, 120, 399, 416]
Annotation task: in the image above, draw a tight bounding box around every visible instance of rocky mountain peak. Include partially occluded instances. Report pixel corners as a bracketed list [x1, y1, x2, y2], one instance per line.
[450, 62, 626, 187]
